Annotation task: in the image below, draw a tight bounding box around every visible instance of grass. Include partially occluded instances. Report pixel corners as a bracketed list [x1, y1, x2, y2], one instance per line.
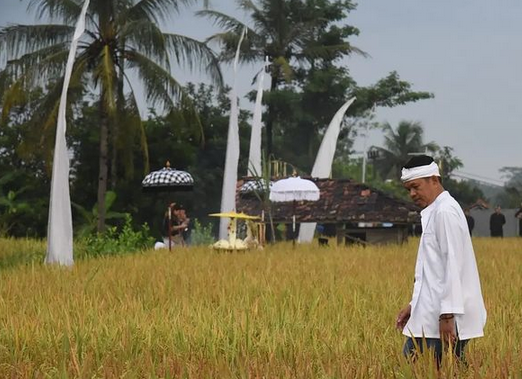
[0, 237, 521, 377]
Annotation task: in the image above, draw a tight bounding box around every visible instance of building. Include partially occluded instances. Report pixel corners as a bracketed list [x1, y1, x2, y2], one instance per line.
[237, 178, 420, 245]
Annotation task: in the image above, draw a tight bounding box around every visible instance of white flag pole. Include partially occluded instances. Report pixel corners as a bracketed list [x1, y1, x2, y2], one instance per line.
[298, 97, 356, 243]
[46, 0, 90, 266]
[247, 56, 269, 177]
[219, 27, 247, 240]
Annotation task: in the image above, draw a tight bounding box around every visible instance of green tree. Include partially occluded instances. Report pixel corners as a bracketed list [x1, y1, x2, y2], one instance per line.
[198, 0, 365, 157]
[435, 146, 463, 181]
[431, 146, 482, 205]
[0, 87, 52, 237]
[0, 0, 222, 232]
[278, 69, 433, 172]
[373, 121, 438, 180]
[497, 167, 522, 208]
[112, 83, 252, 238]
[72, 190, 127, 238]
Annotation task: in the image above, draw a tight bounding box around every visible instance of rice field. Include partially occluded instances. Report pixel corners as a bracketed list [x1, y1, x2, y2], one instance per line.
[0, 237, 521, 378]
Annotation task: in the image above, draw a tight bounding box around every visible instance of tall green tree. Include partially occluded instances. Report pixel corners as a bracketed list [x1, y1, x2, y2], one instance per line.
[0, 86, 52, 237]
[373, 121, 438, 180]
[435, 146, 463, 181]
[432, 146, 484, 206]
[198, 0, 365, 158]
[0, 0, 222, 232]
[497, 167, 522, 207]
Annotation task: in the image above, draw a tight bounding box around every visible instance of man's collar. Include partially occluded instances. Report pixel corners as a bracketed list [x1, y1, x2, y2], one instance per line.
[421, 190, 448, 216]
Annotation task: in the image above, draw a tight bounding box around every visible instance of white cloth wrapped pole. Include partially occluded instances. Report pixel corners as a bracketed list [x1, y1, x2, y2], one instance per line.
[46, 0, 90, 266]
[247, 56, 269, 177]
[219, 27, 247, 239]
[298, 97, 356, 243]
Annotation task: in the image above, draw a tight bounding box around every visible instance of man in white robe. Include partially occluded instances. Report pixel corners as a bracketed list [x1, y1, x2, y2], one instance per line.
[396, 155, 487, 363]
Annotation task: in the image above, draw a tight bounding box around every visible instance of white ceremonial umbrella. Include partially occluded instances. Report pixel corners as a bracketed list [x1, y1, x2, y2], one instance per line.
[269, 176, 320, 245]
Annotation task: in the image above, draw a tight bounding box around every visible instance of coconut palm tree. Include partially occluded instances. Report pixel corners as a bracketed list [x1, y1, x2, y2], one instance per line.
[197, 0, 364, 158]
[0, 0, 222, 231]
[373, 121, 438, 180]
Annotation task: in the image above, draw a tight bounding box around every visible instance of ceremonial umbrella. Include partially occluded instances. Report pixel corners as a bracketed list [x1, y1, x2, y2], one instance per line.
[269, 176, 320, 246]
[142, 161, 194, 250]
[239, 180, 273, 194]
[209, 211, 260, 251]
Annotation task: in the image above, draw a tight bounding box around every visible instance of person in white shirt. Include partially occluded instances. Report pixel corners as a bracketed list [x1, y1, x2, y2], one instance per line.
[395, 155, 487, 364]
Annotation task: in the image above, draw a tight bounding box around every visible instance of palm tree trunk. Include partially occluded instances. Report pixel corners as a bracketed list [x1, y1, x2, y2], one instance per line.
[111, 52, 126, 188]
[97, 100, 109, 233]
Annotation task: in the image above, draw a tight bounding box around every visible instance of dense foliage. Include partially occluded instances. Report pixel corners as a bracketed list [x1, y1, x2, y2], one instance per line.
[0, 0, 512, 239]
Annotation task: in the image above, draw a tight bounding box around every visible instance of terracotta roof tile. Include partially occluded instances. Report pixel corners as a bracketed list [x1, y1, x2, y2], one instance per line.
[236, 178, 420, 224]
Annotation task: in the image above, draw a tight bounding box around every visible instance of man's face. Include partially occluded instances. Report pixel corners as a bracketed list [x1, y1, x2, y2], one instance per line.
[403, 177, 440, 209]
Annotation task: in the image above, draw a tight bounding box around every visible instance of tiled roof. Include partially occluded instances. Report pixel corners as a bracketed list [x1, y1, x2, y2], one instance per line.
[236, 178, 419, 224]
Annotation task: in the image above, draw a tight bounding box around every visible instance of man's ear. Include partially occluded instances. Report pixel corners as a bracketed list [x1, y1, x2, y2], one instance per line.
[428, 176, 440, 185]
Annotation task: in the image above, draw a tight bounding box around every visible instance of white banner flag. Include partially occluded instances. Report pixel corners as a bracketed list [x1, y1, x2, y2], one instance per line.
[247, 56, 269, 177]
[298, 97, 356, 243]
[219, 27, 247, 239]
[46, 0, 90, 265]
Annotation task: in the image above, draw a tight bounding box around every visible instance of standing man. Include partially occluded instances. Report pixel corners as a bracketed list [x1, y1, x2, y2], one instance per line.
[489, 205, 506, 237]
[464, 208, 475, 236]
[515, 203, 522, 237]
[396, 155, 486, 364]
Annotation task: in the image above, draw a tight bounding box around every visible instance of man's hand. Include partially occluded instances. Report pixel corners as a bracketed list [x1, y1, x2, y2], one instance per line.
[439, 314, 457, 346]
[396, 304, 411, 331]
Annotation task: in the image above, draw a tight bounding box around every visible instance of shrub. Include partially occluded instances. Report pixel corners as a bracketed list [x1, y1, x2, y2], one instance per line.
[78, 214, 154, 258]
[189, 218, 215, 246]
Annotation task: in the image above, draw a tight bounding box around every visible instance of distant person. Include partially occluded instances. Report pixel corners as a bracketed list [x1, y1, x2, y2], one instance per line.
[396, 155, 486, 365]
[515, 203, 522, 237]
[489, 205, 506, 237]
[464, 208, 475, 236]
[162, 203, 190, 248]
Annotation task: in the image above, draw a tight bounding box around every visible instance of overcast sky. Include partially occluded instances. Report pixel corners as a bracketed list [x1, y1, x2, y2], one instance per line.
[1, 0, 521, 185]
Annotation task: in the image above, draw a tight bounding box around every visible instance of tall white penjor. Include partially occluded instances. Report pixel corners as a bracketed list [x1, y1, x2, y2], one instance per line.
[219, 27, 247, 239]
[298, 97, 356, 243]
[247, 56, 269, 177]
[46, 0, 90, 266]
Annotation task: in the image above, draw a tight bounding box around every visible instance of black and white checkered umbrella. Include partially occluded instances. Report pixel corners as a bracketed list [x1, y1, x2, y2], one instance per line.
[142, 162, 194, 192]
[240, 180, 273, 194]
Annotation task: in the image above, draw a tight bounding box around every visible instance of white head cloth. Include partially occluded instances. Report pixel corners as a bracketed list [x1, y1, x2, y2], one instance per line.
[401, 161, 440, 183]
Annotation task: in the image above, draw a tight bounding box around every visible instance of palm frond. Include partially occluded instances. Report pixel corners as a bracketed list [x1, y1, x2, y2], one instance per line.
[115, 92, 146, 179]
[300, 43, 368, 62]
[163, 33, 223, 87]
[195, 10, 246, 34]
[121, 82, 150, 174]
[237, 0, 259, 14]
[0, 80, 27, 123]
[0, 46, 69, 121]
[127, 0, 197, 24]
[2, 45, 69, 88]
[28, 0, 81, 25]
[93, 45, 117, 114]
[204, 32, 262, 64]
[0, 24, 74, 61]
[273, 56, 293, 83]
[125, 49, 185, 111]
[120, 19, 169, 68]
[15, 59, 87, 170]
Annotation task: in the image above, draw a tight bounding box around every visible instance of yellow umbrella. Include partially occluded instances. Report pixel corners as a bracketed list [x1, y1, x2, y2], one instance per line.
[209, 212, 260, 251]
[209, 212, 260, 220]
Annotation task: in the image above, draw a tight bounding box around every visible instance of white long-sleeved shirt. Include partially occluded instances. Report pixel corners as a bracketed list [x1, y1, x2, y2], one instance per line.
[403, 191, 487, 340]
